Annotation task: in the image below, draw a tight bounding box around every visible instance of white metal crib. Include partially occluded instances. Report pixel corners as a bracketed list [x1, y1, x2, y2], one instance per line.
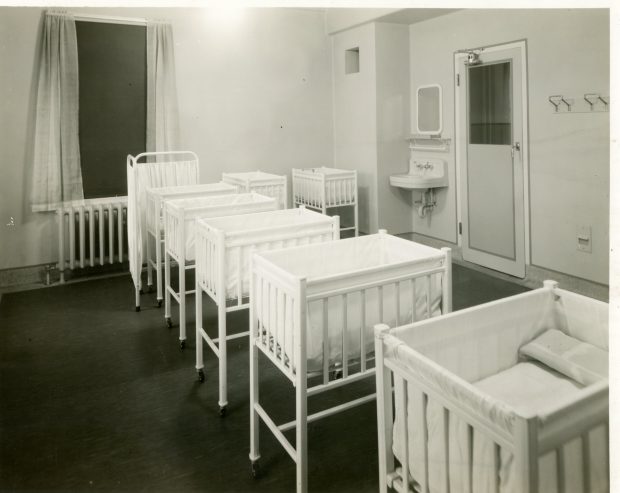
[164, 193, 277, 349]
[194, 206, 340, 415]
[222, 171, 288, 209]
[249, 231, 452, 493]
[127, 151, 199, 311]
[145, 182, 237, 306]
[374, 281, 609, 493]
[292, 167, 358, 236]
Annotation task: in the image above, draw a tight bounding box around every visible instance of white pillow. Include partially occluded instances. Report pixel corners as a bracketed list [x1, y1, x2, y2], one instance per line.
[519, 329, 608, 386]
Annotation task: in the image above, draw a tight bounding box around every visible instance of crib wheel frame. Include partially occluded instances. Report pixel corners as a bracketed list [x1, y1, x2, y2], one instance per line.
[179, 340, 186, 351]
[197, 369, 205, 383]
[250, 460, 260, 479]
[219, 405, 227, 418]
[165, 317, 172, 329]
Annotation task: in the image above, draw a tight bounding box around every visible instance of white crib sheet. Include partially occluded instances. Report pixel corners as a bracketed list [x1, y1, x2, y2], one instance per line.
[168, 193, 276, 261]
[304, 276, 442, 372]
[394, 362, 608, 493]
[256, 234, 447, 372]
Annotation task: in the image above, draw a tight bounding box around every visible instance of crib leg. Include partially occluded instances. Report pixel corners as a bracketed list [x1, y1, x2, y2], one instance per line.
[164, 250, 171, 320]
[179, 257, 186, 349]
[146, 232, 153, 289]
[156, 236, 163, 306]
[135, 285, 141, 312]
[250, 460, 260, 479]
[375, 326, 394, 493]
[218, 302, 228, 416]
[195, 280, 204, 382]
[249, 337, 260, 467]
[295, 377, 308, 493]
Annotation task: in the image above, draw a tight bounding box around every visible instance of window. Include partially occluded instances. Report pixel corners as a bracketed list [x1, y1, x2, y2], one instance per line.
[345, 47, 360, 74]
[76, 21, 146, 198]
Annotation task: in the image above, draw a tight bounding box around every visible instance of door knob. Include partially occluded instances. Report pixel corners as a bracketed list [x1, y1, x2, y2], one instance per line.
[511, 142, 521, 158]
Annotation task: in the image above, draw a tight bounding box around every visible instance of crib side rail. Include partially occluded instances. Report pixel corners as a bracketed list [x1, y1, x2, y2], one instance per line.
[324, 170, 357, 208]
[145, 189, 160, 235]
[536, 381, 609, 455]
[376, 329, 516, 493]
[195, 221, 221, 301]
[292, 169, 325, 209]
[222, 174, 287, 209]
[303, 258, 449, 394]
[249, 180, 288, 209]
[251, 254, 301, 382]
[163, 203, 184, 261]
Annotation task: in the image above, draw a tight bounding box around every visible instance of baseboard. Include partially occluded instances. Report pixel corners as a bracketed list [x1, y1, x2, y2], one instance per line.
[399, 232, 609, 302]
[0, 262, 130, 294]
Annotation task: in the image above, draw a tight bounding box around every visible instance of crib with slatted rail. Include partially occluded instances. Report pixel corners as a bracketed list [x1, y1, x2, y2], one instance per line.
[248, 231, 452, 493]
[292, 167, 358, 236]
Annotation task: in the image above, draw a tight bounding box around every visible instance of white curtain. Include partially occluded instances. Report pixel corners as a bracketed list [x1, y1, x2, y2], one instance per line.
[31, 11, 83, 211]
[146, 21, 180, 154]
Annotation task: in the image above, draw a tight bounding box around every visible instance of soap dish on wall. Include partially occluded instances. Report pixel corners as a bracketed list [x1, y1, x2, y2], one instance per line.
[409, 135, 451, 153]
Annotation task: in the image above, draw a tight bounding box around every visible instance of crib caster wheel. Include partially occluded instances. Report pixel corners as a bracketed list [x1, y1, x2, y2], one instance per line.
[157, 300, 162, 308]
[219, 406, 227, 418]
[250, 460, 260, 479]
[165, 317, 172, 329]
[147, 285, 153, 293]
[197, 369, 205, 383]
[179, 340, 186, 351]
[139, 289, 144, 295]
[135, 306, 141, 312]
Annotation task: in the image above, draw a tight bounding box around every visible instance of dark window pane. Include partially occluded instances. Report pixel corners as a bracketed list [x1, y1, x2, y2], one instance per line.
[76, 22, 146, 198]
[468, 61, 511, 145]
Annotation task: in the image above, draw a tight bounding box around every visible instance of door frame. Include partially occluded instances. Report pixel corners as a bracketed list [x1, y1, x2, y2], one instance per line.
[454, 39, 530, 267]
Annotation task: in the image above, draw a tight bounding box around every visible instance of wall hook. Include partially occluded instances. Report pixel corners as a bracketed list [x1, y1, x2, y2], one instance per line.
[549, 95, 562, 112]
[560, 96, 572, 112]
[598, 95, 608, 107]
[584, 93, 599, 110]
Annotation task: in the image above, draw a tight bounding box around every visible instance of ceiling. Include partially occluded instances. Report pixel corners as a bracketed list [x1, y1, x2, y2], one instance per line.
[377, 9, 459, 25]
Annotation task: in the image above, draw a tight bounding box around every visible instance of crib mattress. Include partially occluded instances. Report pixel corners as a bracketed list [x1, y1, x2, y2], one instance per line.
[166, 193, 277, 260]
[295, 166, 352, 176]
[198, 208, 336, 299]
[222, 171, 284, 183]
[257, 233, 443, 282]
[150, 182, 237, 198]
[394, 361, 608, 493]
[256, 234, 446, 372]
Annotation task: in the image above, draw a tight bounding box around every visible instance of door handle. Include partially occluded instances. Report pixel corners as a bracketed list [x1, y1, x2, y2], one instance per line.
[511, 142, 521, 158]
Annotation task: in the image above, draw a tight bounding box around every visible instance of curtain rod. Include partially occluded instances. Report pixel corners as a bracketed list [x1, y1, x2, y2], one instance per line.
[72, 13, 148, 26]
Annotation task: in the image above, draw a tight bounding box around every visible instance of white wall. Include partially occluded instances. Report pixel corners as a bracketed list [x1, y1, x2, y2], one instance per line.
[332, 22, 378, 234]
[375, 22, 412, 235]
[0, 7, 334, 270]
[0, 9, 55, 271]
[408, 9, 609, 284]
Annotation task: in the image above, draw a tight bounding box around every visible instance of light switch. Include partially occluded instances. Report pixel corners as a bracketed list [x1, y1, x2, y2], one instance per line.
[577, 225, 591, 253]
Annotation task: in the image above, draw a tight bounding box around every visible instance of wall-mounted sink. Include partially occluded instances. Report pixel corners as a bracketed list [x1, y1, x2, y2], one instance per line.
[389, 158, 448, 189]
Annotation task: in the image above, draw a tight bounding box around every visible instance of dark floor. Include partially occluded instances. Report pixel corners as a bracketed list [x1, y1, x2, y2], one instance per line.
[0, 264, 528, 492]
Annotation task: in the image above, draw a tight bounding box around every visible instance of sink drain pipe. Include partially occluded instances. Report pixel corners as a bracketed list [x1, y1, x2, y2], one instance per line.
[415, 188, 436, 218]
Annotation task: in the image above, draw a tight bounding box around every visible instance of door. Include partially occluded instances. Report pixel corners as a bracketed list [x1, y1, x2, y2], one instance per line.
[457, 45, 526, 278]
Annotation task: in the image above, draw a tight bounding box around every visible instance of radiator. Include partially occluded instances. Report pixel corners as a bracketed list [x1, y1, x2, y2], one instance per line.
[56, 196, 128, 282]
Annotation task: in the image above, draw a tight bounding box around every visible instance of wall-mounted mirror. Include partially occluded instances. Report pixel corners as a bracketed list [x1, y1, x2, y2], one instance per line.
[416, 84, 442, 135]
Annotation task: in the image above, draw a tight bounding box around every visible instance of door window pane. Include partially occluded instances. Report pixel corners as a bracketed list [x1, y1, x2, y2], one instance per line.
[468, 61, 511, 145]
